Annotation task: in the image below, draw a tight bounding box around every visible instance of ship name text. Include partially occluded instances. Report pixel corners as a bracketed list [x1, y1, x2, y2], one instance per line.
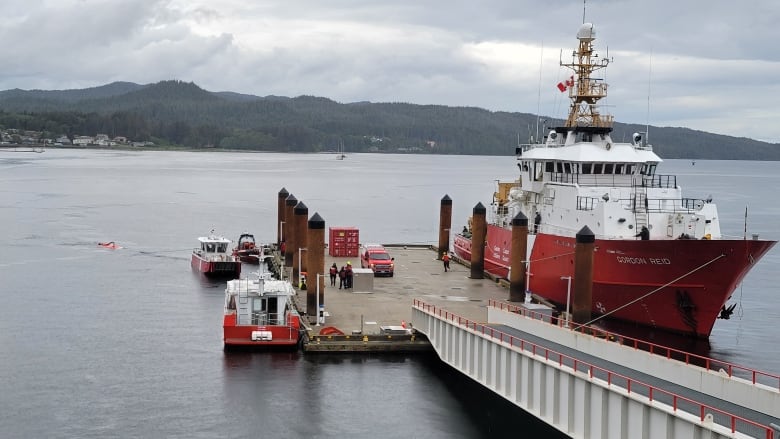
[616, 256, 671, 265]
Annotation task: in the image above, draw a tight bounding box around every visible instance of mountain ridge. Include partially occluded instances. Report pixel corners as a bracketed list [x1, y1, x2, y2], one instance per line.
[0, 80, 777, 159]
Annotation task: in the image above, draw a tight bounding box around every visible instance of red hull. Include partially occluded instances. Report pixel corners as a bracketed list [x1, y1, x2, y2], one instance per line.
[453, 225, 775, 337]
[222, 313, 301, 348]
[235, 252, 260, 264]
[191, 254, 241, 279]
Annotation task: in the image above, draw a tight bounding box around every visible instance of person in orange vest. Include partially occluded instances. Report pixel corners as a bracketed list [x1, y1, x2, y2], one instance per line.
[442, 252, 451, 272]
[329, 263, 338, 286]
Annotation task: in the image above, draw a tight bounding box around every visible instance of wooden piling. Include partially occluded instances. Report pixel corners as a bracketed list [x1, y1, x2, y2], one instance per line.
[306, 213, 326, 322]
[293, 201, 308, 285]
[284, 194, 297, 269]
[438, 195, 452, 259]
[277, 187, 288, 246]
[470, 202, 486, 279]
[572, 225, 595, 325]
[509, 212, 528, 302]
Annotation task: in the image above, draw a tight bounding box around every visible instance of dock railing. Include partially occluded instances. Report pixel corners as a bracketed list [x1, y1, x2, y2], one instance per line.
[488, 298, 780, 391]
[413, 298, 776, 439]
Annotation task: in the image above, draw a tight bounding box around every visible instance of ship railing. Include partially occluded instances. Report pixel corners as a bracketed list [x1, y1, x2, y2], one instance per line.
[551, 172, 636, 187]
[547, 173, 677, 189]
[620, 197, 708, 214]
[636, 174, 677, 189]
[251, 311, 269, 325]
[488, 299, 780, 391]
[576, 196, 709, 214]
[414, 299, 777, 439]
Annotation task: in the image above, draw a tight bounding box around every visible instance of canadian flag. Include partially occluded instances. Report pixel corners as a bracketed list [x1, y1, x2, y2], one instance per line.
[556, 75, 575, 92]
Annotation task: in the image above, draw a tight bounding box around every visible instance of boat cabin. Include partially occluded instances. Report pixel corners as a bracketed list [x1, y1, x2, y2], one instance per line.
[225, 277, 294, 327]
[196, 235, 231, 257]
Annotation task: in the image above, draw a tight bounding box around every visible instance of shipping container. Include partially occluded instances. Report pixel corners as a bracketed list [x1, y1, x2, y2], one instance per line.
[329, 227, 359, 256]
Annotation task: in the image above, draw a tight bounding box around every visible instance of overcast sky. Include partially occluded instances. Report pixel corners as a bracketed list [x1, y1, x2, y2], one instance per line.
[2, 0, 779, 143]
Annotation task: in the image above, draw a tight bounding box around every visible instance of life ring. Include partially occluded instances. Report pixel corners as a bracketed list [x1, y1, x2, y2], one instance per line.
[605, 142, 612, 150]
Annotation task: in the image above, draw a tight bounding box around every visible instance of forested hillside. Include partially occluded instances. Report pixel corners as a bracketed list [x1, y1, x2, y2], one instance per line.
[0, 80, 777, 159]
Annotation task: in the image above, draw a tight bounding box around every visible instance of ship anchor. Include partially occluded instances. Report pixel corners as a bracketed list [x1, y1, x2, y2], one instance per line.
[718, 303, 737, 320]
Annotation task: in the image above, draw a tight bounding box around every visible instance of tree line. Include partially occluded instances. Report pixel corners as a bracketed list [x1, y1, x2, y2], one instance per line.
[0, 80, 777, 159]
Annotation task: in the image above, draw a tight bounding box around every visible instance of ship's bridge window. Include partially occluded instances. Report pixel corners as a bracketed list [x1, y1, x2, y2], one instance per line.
[217, 243, 228, 253]
[535, 162, 544, 181]
[563, 162, 571, 173]
[615, 164, 624, 174]
[641, 163, 657, 176]
[628, 164, 638, 174]
[582, 163, 592, 174]
[545, 162, 554, 172]
[206, 243, 215, 252]
[593, 163, 603, 174]
[604, 164, 614, 174]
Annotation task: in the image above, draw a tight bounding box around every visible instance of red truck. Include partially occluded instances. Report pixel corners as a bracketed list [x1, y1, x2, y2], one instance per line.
[360, 244, 394, 277]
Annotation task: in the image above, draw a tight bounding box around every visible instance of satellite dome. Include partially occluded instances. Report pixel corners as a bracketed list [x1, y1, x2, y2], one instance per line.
[577, 23, 596, 42]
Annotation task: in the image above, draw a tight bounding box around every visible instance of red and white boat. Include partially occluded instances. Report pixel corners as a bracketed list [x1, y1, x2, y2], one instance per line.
[453, 23, 776, 338]
[233, 233, 263, 264]
[191, 232, 241, 279]
[223, 270, 303, 349]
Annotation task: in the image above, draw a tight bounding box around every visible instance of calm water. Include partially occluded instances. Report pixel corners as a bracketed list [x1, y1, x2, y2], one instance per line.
[1, 150, 778, 438]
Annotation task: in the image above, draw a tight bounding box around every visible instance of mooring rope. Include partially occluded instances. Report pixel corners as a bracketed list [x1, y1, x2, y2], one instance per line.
[573, 253, 727, 329]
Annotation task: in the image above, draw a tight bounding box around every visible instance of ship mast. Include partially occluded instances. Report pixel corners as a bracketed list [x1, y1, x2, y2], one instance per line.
[561, 23, 613, 131]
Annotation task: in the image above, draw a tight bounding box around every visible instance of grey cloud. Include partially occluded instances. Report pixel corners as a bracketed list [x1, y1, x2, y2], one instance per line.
[0, 0, 778, 141]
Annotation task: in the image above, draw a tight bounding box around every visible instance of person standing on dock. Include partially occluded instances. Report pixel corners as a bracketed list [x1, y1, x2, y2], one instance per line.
[442, 252, 451, 272]
[338, 266, 346, 289]
[329, 263, 338, 286]
[345, 262, 354, 289]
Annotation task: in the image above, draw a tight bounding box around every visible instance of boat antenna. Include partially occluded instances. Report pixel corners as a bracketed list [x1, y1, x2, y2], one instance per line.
[645, 48, 653, 144]
[535, 40, 544, 143]
[582, 0, 587, 23]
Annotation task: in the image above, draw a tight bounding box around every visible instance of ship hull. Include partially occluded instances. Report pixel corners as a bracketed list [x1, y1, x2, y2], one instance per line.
[222, 314, 301, 348]
[453, 224, 775, 337]
[191, 254, 241, 279]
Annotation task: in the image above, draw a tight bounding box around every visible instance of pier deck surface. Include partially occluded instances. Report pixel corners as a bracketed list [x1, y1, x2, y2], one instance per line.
[297, 246, 505, 335]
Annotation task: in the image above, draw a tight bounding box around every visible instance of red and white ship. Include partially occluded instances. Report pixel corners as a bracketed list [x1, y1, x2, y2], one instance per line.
[191, 232, 241, 279]
[223, 269, 303, 349]
[453, 23, 776, 338]
[233, 233, 263, 264]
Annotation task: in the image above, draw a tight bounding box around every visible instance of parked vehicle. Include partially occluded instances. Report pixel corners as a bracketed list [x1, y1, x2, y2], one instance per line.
[360, 244, 394, 277]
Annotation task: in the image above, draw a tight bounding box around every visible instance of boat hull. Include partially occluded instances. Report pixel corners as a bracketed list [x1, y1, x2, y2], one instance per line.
[453, 224, 776, 337]
[235, 250, 261, 264]
[191, 254, 241, 279]
[223, 313, 302, 348]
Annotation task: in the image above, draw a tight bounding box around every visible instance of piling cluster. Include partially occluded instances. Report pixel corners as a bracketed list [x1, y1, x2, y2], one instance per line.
[276, 187, 597, 328]
[436, 196, 596, 326]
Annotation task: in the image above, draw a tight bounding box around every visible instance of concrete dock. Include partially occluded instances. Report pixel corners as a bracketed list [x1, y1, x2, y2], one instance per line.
[290, 245, 510, 352]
